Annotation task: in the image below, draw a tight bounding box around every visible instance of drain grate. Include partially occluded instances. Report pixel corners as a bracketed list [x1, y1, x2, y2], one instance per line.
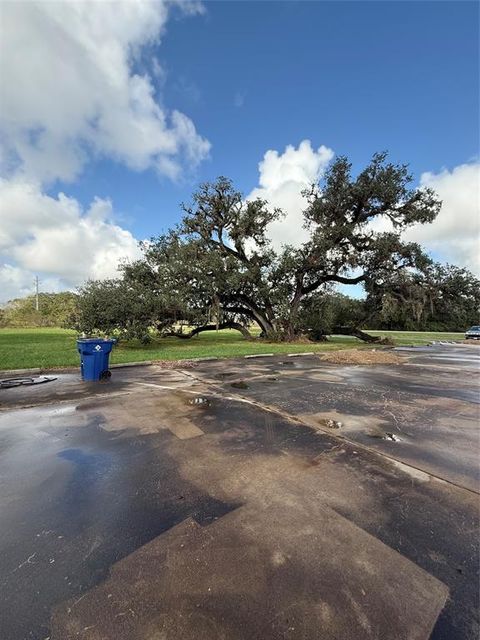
[188, 396, 211, 407]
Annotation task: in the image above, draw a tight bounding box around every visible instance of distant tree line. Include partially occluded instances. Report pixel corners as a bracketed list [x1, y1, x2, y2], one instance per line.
[364, 263, 479, 332]
[0, 292, 78, 328]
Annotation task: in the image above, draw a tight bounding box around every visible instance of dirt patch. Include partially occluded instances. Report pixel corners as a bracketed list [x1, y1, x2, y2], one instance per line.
[153, 359, 199, 369]
[319, 349, 403, 365]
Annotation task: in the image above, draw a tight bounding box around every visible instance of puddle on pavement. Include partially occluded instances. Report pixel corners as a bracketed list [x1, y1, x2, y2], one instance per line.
[230, 381, 249, 390]
[369, 432, 402, 442]
[0, 413, 243, 640]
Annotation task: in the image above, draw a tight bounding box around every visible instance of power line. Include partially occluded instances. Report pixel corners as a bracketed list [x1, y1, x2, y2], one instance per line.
[34, 276, 39, 311]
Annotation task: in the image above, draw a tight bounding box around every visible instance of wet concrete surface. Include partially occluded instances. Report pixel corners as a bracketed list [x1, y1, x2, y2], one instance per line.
[0, 345, 478, 639]
[0, 366, 201, 411]
[0, 404, 239, 639]
[192, 345, 480, 492]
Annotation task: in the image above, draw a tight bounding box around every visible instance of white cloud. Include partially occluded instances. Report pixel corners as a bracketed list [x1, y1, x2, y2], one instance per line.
[0, 0, 210, 183]
[404, 162, 480, 274]
[247, 140, 334, 248]
[0, 1, 210, 301]
[0, 179, 141, 302]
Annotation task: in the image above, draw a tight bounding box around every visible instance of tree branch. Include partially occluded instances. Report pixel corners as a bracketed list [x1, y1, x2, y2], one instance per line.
[302, 273, 366, 295]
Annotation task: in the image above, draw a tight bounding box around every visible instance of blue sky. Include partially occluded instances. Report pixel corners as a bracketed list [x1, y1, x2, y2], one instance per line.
[67, 0, 478, 235]
[0, 1, 478, 300]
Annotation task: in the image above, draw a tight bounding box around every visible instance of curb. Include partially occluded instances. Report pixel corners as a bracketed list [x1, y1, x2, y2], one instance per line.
[0, 351, 323, 378]
[111, 361, 153, 368]
[287, 352, 315, 357]
[244, 353, 274, 359]
[0, 367, 42, 377]
[0, 357, 216, 377]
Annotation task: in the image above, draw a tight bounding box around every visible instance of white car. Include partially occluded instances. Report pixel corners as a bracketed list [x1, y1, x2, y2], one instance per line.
[465, 325, 480, 340]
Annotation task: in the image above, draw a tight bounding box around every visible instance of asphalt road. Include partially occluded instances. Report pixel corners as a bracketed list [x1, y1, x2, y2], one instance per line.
[0, 344, 478, 640]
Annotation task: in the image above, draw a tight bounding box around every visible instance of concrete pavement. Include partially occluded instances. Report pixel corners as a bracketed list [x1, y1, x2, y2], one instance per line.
[0, 345, 478, 639]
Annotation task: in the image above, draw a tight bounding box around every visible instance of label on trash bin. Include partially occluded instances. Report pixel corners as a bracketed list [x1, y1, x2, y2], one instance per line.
[94, 345, 102, 351]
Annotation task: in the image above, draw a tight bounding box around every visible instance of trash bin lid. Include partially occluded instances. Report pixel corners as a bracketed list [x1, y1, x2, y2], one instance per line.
[76, 338, 116, 353]
[76, 338, 116, 343]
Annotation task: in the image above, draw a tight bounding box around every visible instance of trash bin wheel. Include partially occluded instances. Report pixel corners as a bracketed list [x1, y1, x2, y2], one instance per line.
[99, 370, 112, 381]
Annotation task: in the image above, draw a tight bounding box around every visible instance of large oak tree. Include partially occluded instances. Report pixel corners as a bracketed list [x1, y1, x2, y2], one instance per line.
[120, 152, 440, 340]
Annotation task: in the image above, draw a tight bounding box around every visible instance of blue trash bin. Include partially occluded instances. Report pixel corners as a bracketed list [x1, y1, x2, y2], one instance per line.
[76, 338, 116, 382]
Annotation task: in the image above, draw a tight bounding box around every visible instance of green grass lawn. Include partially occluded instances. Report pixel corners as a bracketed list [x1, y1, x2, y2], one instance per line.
[367, 329, 465, 345]
[0, 327, 465, 371]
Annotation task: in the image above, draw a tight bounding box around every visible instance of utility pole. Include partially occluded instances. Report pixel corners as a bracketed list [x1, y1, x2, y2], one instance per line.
[34, 276, 39, 311]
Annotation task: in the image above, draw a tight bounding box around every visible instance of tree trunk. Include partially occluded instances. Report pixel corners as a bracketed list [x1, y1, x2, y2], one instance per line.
[333, 326, 382, 343]
[220, 294, 275, 337]
[164, 322, 252, 340]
